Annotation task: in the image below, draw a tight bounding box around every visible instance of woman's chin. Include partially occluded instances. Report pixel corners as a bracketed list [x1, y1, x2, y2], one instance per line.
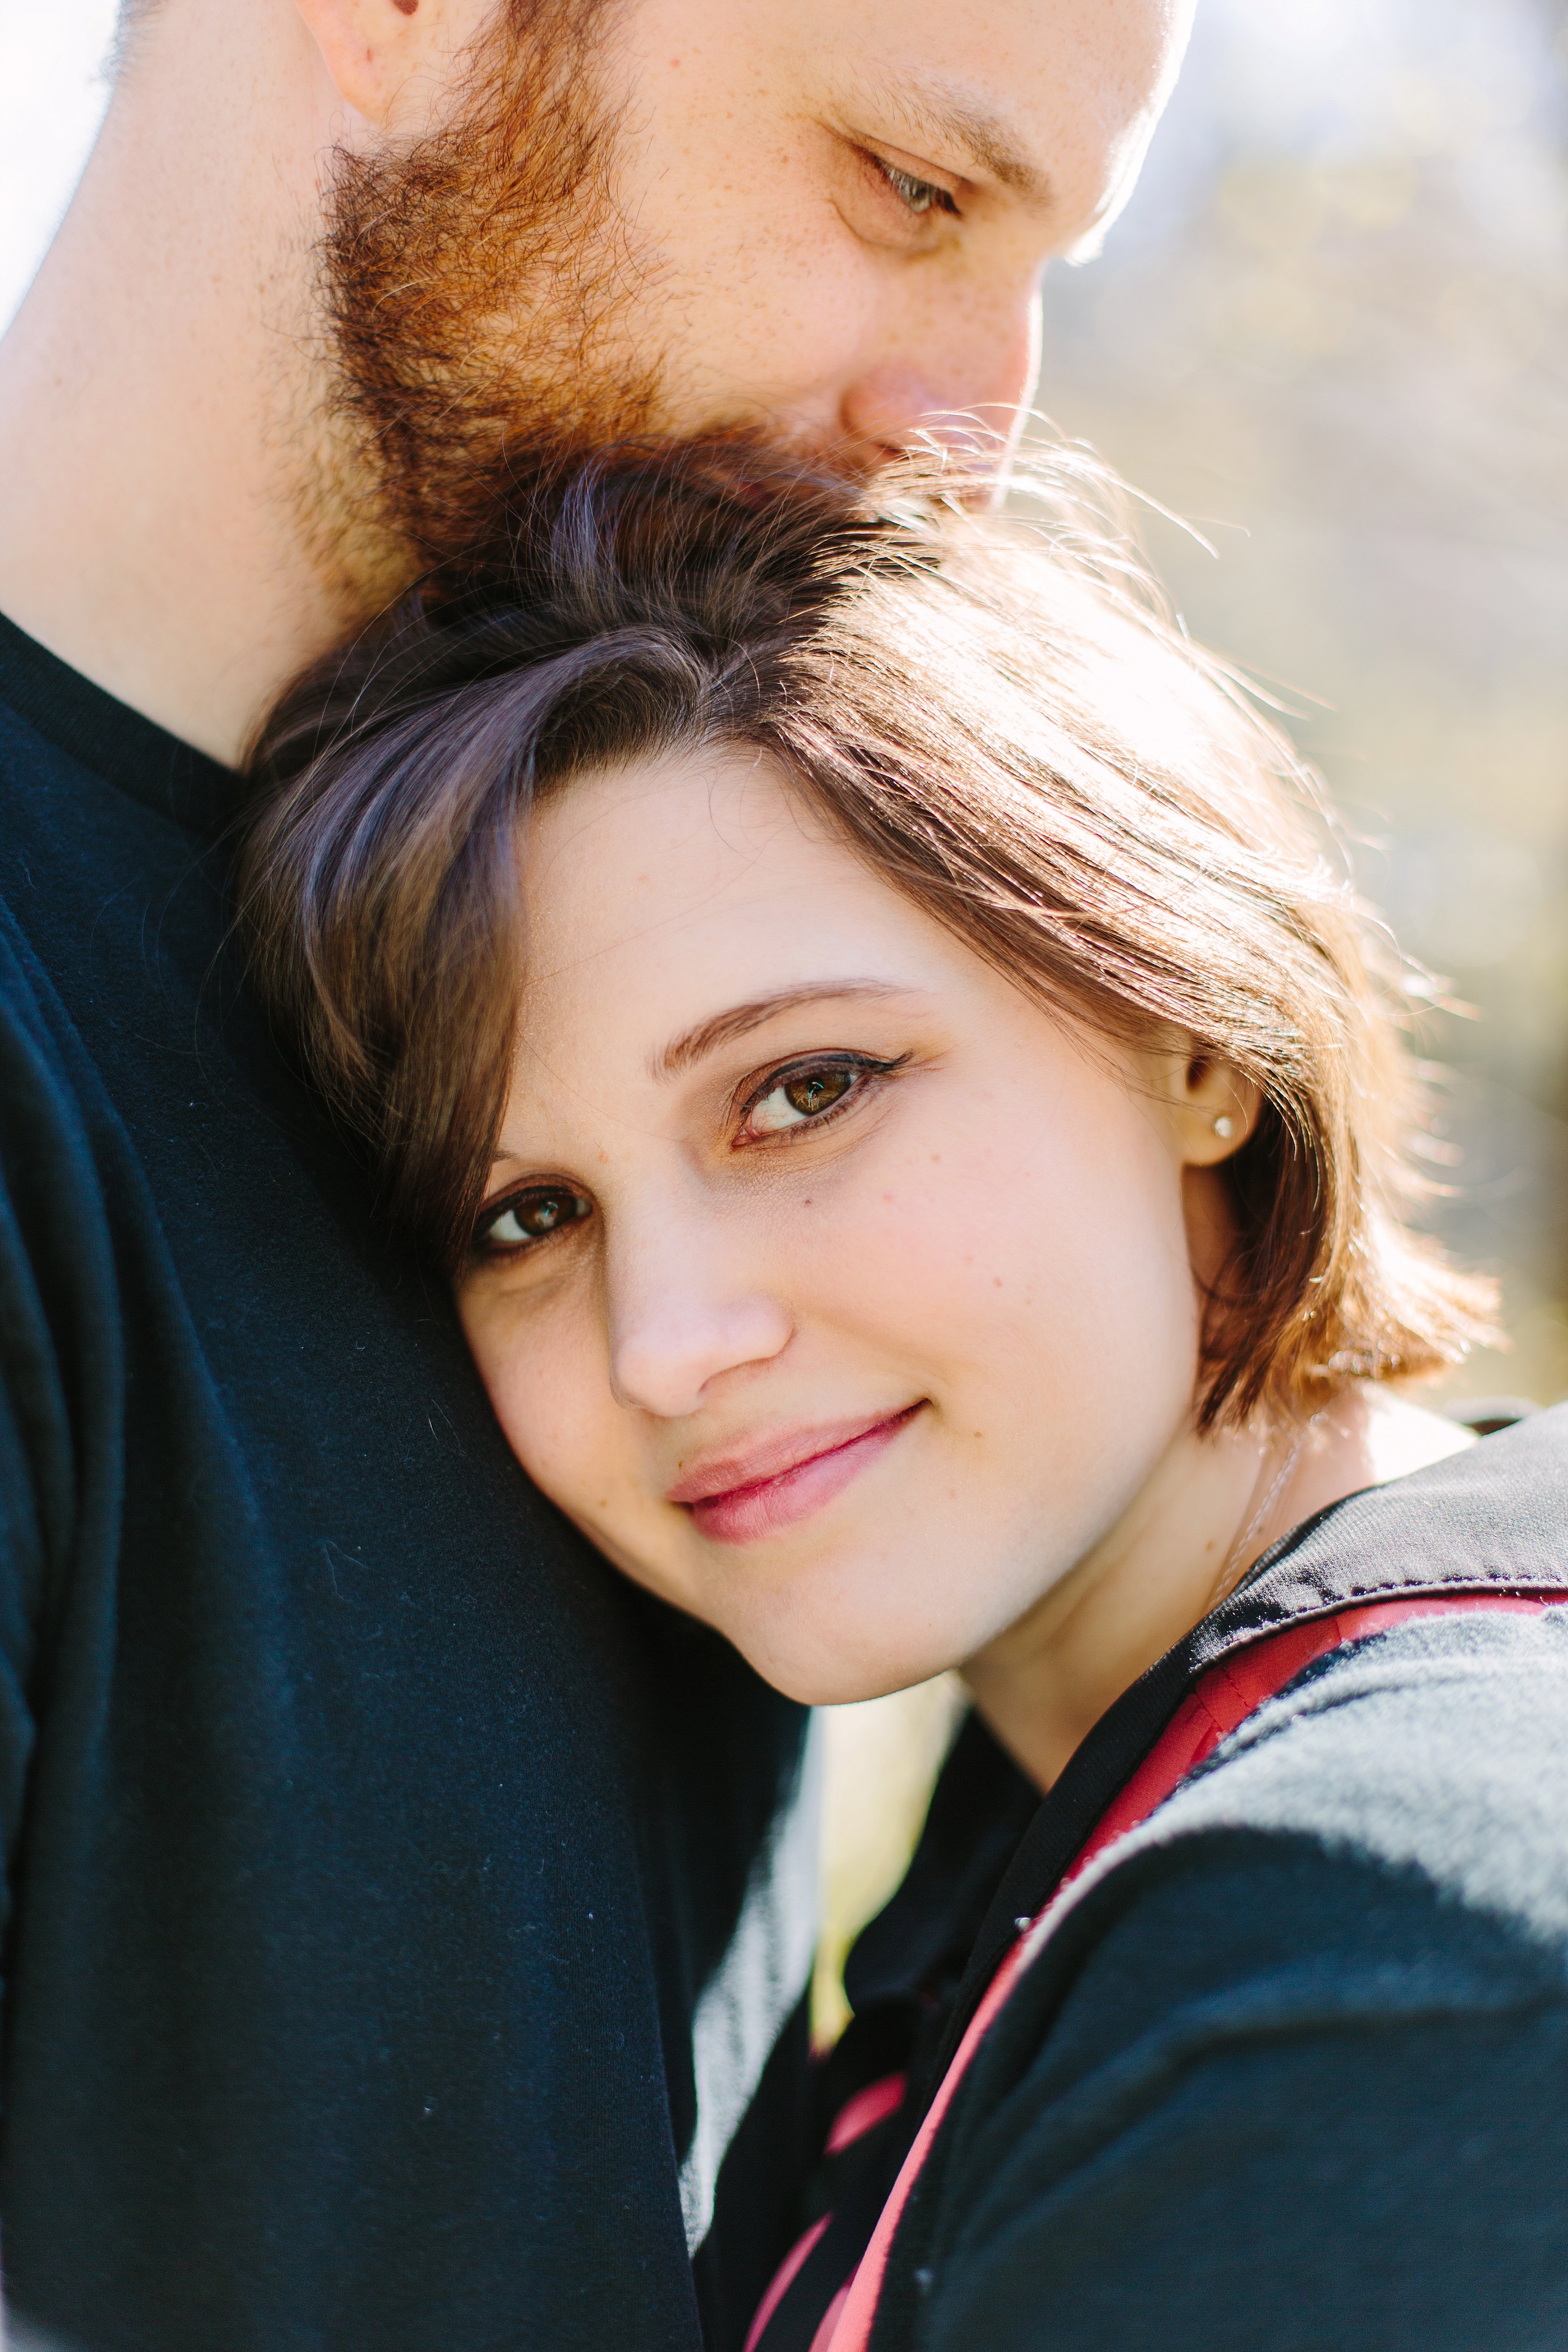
[743, 1627, 963, 1709]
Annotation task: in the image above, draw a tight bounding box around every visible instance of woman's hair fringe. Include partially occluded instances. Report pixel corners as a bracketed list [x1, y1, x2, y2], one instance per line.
[239, 430, 1501, 1429]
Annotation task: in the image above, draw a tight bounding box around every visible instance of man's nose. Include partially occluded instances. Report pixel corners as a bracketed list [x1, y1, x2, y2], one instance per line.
[838, 289, 1042, 464]
[607, 1244, 793, 1420]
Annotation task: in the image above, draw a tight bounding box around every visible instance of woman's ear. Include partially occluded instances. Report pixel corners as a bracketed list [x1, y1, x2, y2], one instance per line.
[293, 0, 481, 130]
[1140, 1034, 1262, 1167]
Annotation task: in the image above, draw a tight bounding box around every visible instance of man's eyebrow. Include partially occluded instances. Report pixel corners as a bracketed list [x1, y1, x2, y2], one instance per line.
[653, 982, 909, 1081]
[870, 77, 1054, 212]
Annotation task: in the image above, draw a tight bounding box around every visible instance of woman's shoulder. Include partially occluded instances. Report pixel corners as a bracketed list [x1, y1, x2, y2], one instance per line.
[1046, 1419, 1568, 2011]
[1231, 1396, 1568, 1629]
[1140, 1595, 1568, 1931]
[910, 1577, 1568, 2352]
[979, 1583, 1568, 2105]
[1127, 1401, 1568, 1901]
[913, 1786, 1568, 2351]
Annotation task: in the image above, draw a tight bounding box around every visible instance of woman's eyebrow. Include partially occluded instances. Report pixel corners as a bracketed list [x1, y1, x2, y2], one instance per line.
[653, 982, 910, 1081]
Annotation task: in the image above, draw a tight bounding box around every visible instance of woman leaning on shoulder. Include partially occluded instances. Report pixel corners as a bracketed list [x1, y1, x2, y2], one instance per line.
[240, 444, 1568, 2352]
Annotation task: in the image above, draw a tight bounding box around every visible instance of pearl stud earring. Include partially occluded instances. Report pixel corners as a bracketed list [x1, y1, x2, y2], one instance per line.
[1212, 1114, 1236, 1139]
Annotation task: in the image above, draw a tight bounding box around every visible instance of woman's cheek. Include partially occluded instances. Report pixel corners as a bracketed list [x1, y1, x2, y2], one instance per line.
[460, 1289, 607, 1516]
[518, 1359, 616, 1520]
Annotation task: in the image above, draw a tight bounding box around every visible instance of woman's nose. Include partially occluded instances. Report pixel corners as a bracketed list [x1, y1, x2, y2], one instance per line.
[608, 1276, 793, 1420]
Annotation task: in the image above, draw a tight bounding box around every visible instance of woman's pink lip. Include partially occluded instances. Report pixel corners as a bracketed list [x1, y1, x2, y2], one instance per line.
[674, 1406, 923, 1549]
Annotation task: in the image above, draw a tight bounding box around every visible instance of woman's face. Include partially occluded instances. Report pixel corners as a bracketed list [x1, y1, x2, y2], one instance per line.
[458, 747, 1217, 1703]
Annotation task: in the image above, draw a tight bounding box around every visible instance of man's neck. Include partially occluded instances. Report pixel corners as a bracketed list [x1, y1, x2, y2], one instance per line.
[0, 8, 396, 767]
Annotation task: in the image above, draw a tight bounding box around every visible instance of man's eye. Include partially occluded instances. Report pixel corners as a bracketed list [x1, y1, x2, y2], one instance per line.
[745, 1064, 861, 1138]
[874, 159, 960, 220]
[474, 1185, 593, 1257]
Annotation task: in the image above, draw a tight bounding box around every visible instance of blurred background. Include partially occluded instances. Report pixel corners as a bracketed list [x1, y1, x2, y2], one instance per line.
[7, 0, 1566, 2036]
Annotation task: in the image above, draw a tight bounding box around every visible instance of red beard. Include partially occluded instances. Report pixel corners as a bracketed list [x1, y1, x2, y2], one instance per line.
[317, 0, 659, 582]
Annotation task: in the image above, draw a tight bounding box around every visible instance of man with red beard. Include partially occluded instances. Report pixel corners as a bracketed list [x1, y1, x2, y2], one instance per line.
[0, 3, 1190, 2347]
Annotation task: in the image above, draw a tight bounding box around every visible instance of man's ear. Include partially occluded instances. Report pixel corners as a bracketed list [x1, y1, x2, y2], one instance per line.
[1141, 1033, 1262, 1167]
[293, 0, 485, 130]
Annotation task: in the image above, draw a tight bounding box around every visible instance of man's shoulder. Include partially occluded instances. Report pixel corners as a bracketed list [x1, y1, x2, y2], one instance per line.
[0, 609, 232, 840]
[0, 625, 237, 1006]
[0, 681, 214, 901]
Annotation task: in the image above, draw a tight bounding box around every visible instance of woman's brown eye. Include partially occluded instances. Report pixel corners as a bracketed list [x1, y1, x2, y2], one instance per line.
[748, 1064, 859, 1137]
[786, 1069, 852, 1116]
[478, 1188, 592, 1254]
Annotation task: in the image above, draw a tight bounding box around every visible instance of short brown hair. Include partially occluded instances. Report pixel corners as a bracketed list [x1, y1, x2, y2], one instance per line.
[239, 439, 1497, 1426]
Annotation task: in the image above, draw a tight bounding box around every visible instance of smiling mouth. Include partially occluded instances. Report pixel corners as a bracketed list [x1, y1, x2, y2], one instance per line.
[669, 1404, 925, 1548]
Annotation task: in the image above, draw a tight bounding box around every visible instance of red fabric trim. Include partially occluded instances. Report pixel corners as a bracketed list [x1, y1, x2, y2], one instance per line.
[826, 2072, 908, 2157]
[823, 1594, 1548, 2352]
[744, 2215, 833, 2352]
[809, 2287, 851, 2352]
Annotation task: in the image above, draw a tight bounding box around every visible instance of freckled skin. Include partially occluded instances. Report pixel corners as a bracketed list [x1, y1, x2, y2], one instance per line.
[459, 749, 1206, 1704]
[586, 0, 1196, 456]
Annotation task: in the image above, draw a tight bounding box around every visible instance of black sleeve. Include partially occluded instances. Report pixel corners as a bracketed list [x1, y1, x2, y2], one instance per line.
[0, 908, 127, 1920]
[0, 1275, 41, 1928]
[913, 1835, 1568, 2352]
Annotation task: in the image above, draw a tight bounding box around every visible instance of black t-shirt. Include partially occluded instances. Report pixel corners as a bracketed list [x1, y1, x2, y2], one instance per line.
[0, 610, 810, 2352]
